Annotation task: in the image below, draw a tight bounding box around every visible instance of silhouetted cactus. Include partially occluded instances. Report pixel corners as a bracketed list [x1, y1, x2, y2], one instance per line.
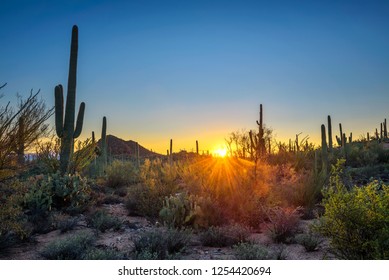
[327, 115, 333, 152]
[255, 104, 266, 156]
[321, 124, 328, 175]
[338, 123, 343, 147]
[100, 116, 107, 167]
[196, 140, 199, 155]
[169, 139, 173, 165]
[55, 25, 85, 174]
[384, 119, 387, 139]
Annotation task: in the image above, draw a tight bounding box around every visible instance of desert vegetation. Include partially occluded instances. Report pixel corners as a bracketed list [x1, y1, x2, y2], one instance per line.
[1, 25, 388, 260]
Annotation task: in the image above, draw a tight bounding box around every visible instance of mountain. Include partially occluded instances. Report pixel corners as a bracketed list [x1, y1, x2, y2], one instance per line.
[97, 135, 161, 158]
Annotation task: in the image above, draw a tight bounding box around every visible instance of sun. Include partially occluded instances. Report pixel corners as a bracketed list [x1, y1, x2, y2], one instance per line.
[214, 147, 228, 157]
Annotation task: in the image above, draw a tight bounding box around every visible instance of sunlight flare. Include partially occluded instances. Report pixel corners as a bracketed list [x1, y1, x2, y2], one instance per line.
[213, 147, 228, 157]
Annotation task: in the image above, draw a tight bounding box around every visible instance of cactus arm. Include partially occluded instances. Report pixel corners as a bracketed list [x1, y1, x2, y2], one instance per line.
[54, 85, 64, 137]
[73, 102, 85, 138]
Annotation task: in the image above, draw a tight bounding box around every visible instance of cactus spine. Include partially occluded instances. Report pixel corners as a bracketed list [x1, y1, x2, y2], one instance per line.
[55, 25, 85, 174]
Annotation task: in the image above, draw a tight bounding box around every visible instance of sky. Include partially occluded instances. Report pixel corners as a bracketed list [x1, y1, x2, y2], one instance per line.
[1, 0, 389, 154]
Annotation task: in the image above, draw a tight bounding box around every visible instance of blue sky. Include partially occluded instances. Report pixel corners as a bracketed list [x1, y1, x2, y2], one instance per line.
[1, 0, 389, 153]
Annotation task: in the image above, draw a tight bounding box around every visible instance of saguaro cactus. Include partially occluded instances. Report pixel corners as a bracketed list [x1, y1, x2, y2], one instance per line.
[100, 116, 107, 167]
[321, 124, 328, 175]
[327, 115, 333, 152]
[55, 25, 85, 174]
[196, 140, 199, 155]
[169, 139, 173, 165]
[255, 104, 266, 156]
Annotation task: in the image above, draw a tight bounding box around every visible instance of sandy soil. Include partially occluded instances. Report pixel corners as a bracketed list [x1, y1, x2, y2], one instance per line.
[2, 203, 334, 260]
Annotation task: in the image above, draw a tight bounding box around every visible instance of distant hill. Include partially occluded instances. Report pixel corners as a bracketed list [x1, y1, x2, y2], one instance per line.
[97, 135, 161, 158]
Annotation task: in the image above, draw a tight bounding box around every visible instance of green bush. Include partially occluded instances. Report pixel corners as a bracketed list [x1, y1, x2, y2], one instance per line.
[87, 210, 122, 232]
[199, 224, 250, 247]
[126, 159, 180, 219]
[0, 179, 30, 251]
[105, 160, 138, 188]
[233, 242, 270, 260]
[40, 233, 96, 260]
[199, 226, 230, 247]
[84, 247, 126, 260]
[132, 228, 190, 260]
[56, 216, 79, 233]
[318, 160, 389, 259]
[295, 232, 321, 252]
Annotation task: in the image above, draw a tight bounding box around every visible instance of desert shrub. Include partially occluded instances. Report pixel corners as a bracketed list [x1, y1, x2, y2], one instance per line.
[23, 176, 53, 231]
[101, 194, 124, 205]
[40, 233, 96, 260]
[269, 163, 324, 214]
[0, 232, 18, 255]
[113, 186, 128, 197]
[295, 232, 321, 252]
[139, 158, 179, 192]
[34, 135, 61, 174]
[199, 226, 231, 247]
[126, 159, 179, 219]
[191, 195, 227, 228]
[0, 179, 30, 252]
[84, 247, 126, 260]
[126, 184, 162, 218]
[56, 216, 79, 233]
[199, 224, 250, 247]
[25, 172, 92, 215]
[271, 245, 288, 260]
[265, 206, 302, 243]
[132, 228, 190, 260]
[105, 160, 138, 188]
[233, 242, 270, 260]
[317, 160, 389, 259]
[87, 210, 122, 232]
[159, 192, 198, 229]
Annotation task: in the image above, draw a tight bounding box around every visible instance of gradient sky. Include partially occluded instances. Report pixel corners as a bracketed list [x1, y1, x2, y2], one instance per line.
[1, 0, 389, 154]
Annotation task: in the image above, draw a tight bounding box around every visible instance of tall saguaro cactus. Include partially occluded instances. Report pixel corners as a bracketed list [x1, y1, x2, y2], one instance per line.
[327, 115, 333, 152]
[55, 25, 85, 174]
[255, 104, 266, 157]
[169, 139, 173, 165]
[321, 124, 328, 176]
[100, 116, 107, 167]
